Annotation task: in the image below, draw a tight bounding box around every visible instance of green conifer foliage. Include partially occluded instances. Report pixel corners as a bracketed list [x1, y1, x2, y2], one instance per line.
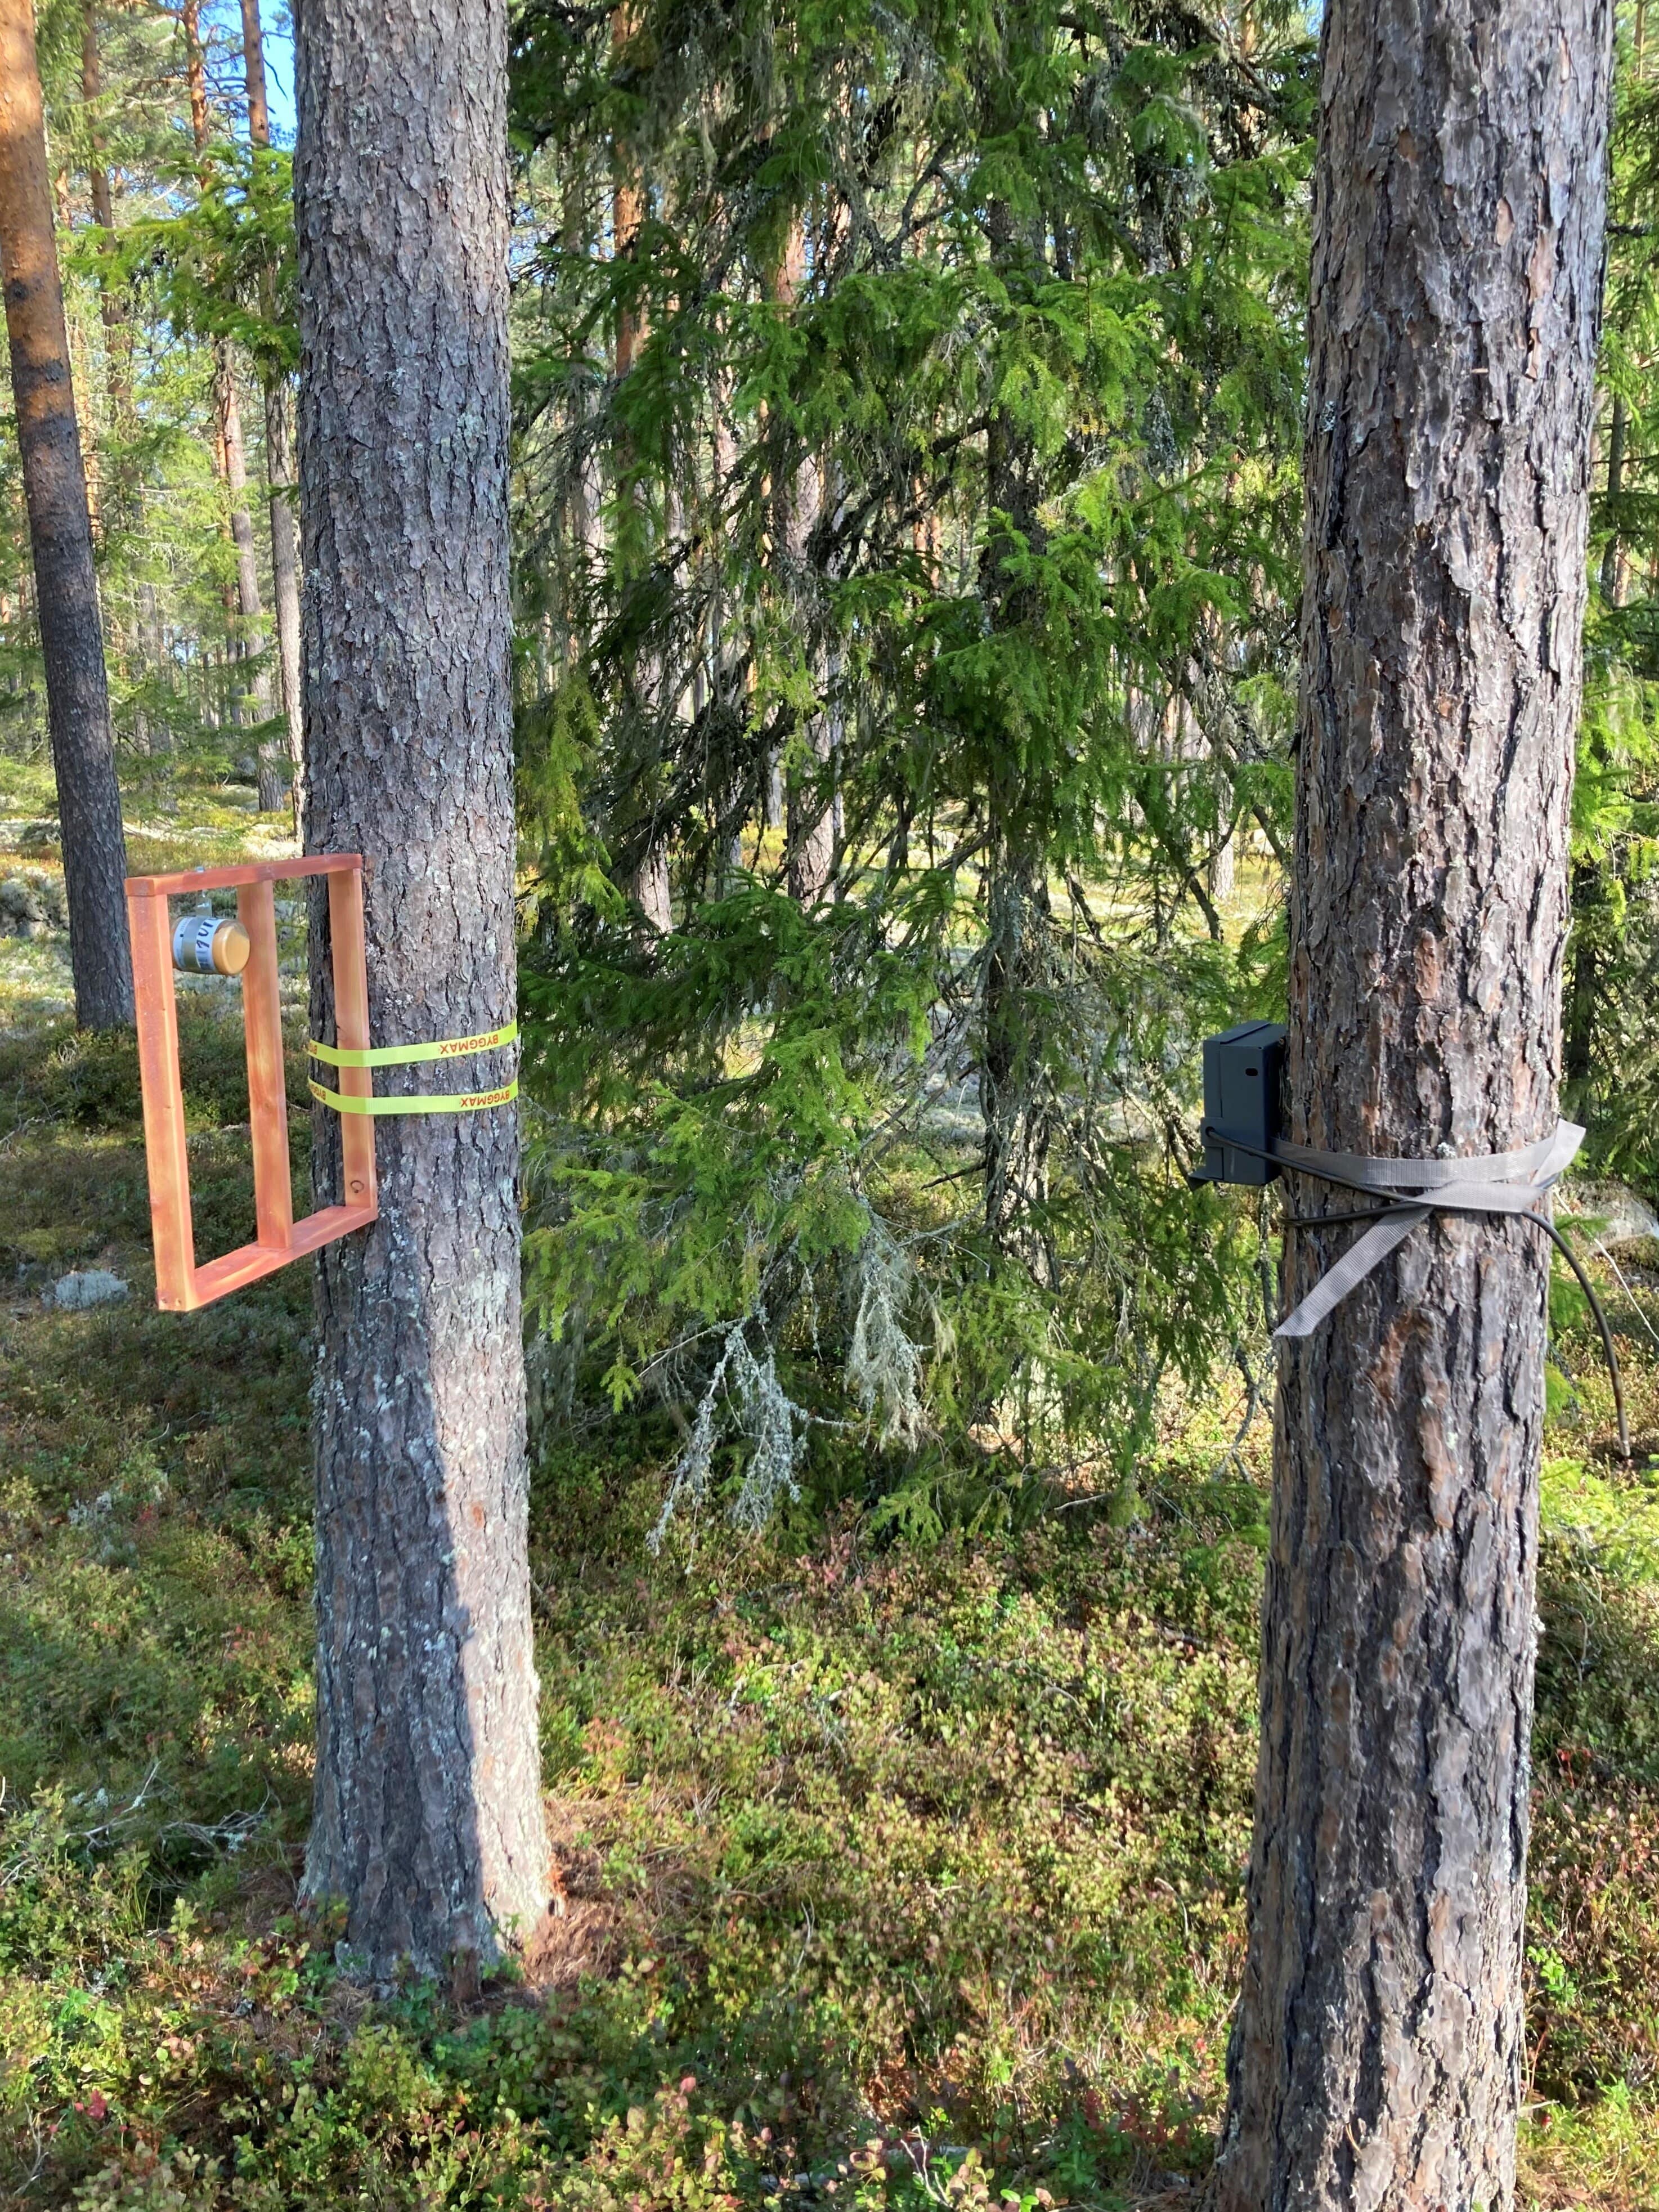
[1569, 42, 1659, 1172]
[509, 1, 1317, 1518]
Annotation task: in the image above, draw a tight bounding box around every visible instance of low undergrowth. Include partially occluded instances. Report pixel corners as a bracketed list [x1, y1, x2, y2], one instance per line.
[1, 1007, 1657, 2207]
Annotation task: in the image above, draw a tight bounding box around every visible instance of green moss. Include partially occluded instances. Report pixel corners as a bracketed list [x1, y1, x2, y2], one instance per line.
[0, 961, 1654, 2206]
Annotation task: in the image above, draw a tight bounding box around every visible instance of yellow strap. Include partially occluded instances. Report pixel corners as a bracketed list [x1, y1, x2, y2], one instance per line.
[308, 1076, 518, 1117]
[308, 1020, 517, 1069]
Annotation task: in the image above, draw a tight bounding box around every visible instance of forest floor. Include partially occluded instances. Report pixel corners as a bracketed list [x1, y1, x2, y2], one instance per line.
[2, 772, 1658, 2209]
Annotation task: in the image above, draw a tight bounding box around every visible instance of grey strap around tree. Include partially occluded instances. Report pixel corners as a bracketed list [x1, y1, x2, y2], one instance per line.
[1271, 1120, 1585, 1341]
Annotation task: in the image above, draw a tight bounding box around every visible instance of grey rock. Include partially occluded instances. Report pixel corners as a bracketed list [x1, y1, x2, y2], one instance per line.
[0, 871, 68, 934]
[50, 1270, 130, 1310]
[0, 876, 44, 924]
[1559, 1180, 1659, 1247]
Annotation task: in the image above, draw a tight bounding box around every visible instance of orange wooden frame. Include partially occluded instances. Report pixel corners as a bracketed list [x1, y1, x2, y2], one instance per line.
[125, 854, 379, 1311]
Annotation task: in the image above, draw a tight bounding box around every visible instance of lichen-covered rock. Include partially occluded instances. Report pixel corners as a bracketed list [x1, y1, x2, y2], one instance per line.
[0, 870, 69, 935]
[50, 1270, 130, 1310]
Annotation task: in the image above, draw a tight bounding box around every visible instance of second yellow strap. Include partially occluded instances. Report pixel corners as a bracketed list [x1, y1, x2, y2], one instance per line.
[308, 1077, 518, 1117]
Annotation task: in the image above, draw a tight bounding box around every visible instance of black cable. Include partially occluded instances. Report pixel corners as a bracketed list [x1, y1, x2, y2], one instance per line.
[1537, 1216, 1632, 1463]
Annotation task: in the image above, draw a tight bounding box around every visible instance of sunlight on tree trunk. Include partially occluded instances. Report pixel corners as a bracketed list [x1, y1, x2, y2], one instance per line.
[241, 0, 304, 828]
[296, 0, 549, 1980]
[181, 0, 277, 812]
[0, 0, 132, 1028]
[1212, 0, 1615, 2200]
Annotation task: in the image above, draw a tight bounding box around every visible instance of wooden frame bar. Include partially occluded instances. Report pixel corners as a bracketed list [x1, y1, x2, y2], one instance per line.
[125, 853, 379, 1311]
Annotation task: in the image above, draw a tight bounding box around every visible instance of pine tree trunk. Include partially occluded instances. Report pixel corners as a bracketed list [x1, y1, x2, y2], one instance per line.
[264, 376, 304, 825]
[1599, 393, 1626, 605]
[295, 0, 548, 1977]
[239, 0, 304, 829]
[770, 220, 835, 907]
[83, 2, 136, 528]
[607, 19, 670, 927]
[239, 0, 271, 142]
[979, 198, 1053, 1280]
[1208, 772, 1235, 904]
[1211, 0, 1613, 2202]
[181, 0, 277, 809]
[217, 349, 280, 807]
[783, 449, 834, 904]
[0, 0, 132, 1029]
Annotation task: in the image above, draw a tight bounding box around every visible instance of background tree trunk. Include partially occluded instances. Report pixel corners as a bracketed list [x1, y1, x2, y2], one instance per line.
[181, 0, 278, 809]
[772, 220, 835, 909]
[82, 0, 145, 751]
[82, 2, 134, 518]
[296, 0, 549, 1976]
[0, 0, 132, 1029]
[214, 344, 279, 805]
[1211, 0, 1613, 2203]
[240, 0, 304, 827]
[611, 89, 671, 932]
[979, 196, 1055, 1282]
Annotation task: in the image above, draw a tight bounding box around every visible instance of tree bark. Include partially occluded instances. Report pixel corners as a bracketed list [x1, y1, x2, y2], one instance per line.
[181, 0, 279, 809]
[771, 220, 835, 908]
[264, 376, 303, 823]
[240, 0, 304, 827]
[979, 198, 1054, 1281]
[1211, 0, 1613, 2204]
[214, 343, 279, 803]
[295, 0, 548, 1979]
[0, 0, 132, 1028]
[82, 2, 135, 525]
[1208, 773, 1236, 904]
[1599, 392, 1626, 605]
[239, 0, 271, 142]
[609, 33, 671, 932]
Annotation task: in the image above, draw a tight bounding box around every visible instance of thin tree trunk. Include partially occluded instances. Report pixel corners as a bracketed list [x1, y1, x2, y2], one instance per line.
[1211, 0, 1613, 2201]
[1207, 713, 1236, 904]
[239, 0, 271, 140]
[295, 0, 548, 1978]
[215, 344, 279, 800]
[83, 1, 144, 753]
[979, 198, 1053, 1281]
[264, 377, 303, 823]
[82, 3, 134, 523]
[0, 0, 132, 1028]
[1207, 802, 1235, 904]
[610, 61, 670, 933]
[240, 0, 304, 827]
[711, 383, 746, 878]
[1600, 392, 1627, 605]
[771, 219, 835, 908]
[182, 0, 278, 808]
[141, 579, 171, 765]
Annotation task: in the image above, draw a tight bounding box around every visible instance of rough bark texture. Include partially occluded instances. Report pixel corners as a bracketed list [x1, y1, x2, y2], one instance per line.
[0, 0, 132, 1029]
[296, 0, 548, 1976]
[1211, 1, 1613, 2205]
